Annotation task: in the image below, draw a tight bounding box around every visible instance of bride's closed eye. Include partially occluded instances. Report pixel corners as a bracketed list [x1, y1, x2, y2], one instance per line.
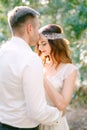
[42, 41, 47, 46]
[38, 41, 47, 46]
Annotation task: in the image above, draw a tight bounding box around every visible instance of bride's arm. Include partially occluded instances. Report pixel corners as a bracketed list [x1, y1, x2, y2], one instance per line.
[44, 70, 77, 111]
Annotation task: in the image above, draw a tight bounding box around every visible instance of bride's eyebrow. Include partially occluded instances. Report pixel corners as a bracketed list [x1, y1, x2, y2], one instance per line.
[42, 40, 46, 43]
[41, 41, 47, 45]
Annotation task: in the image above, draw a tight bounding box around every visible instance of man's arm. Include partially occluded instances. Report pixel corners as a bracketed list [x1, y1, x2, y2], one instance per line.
[22, 54, 61, 125]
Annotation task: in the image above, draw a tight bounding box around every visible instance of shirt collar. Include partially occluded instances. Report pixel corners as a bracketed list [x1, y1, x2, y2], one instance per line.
[11, 36, 32, 52]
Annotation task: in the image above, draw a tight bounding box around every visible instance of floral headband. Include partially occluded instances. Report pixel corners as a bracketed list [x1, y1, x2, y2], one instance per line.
[44, 33, 65, 40]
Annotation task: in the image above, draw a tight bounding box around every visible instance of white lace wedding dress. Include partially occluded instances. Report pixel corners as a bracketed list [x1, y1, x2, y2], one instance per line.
[39, 63, 77, 130]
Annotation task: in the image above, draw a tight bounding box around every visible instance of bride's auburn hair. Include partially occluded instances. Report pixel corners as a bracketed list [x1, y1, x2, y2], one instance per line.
[36, 24, 72, 66]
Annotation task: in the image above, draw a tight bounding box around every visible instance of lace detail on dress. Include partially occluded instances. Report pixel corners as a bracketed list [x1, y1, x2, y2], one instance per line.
[64, 64, 77, 79]
[47, 63, 77, 90]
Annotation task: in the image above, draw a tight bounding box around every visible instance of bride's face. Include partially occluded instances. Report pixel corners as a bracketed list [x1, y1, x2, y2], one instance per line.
[38, 35, 51, 57]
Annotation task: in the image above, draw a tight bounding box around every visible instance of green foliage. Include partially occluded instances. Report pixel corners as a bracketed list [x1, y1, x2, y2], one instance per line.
[71, 86, 87, 106]
[62, 1, 87, 39]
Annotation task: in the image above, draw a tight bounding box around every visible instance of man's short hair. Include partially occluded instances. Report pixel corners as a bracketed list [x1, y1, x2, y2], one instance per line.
[8, 6, 40, 30]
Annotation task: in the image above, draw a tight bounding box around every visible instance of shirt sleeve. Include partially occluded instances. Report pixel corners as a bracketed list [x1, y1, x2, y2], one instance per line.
[22, 53, 62, 125]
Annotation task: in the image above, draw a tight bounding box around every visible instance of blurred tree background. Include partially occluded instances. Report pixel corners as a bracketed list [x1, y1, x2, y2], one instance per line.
[0, 0, 87, 105]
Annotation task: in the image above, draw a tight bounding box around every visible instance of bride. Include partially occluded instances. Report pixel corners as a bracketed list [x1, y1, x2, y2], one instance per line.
[36, 24, 77, 130]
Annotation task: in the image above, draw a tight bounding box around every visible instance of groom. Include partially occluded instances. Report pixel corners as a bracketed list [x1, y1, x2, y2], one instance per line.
[0, 6, 61, 130]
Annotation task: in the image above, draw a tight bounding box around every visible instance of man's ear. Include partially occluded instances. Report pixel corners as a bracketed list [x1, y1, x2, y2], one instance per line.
[26, 23, 33, 34]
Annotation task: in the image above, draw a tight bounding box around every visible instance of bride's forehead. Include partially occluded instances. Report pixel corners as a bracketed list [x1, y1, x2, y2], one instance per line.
[38, 36, 48, 45]
[39, 34, 47, 41]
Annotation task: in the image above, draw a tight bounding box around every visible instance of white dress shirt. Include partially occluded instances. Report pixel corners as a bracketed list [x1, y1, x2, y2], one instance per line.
[0, 37, 61, 128]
